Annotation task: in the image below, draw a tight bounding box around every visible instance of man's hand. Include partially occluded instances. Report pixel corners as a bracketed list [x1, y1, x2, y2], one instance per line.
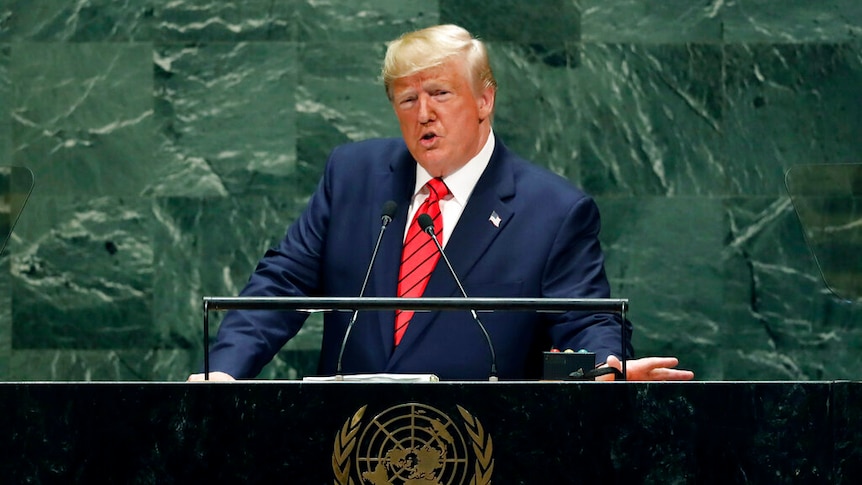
[187, 371, 236, 382]
[595, 355, 694, 381]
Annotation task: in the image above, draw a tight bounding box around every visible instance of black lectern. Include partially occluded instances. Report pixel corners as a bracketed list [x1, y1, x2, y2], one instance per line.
[0, 381, 859, 483]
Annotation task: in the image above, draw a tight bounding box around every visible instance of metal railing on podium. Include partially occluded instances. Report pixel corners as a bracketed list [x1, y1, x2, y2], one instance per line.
[202, 296, 629, 380]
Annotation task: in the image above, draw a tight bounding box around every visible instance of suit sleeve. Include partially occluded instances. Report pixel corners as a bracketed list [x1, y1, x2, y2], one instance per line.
[543, 195, 634, 364]
[205, 150, 339, 378]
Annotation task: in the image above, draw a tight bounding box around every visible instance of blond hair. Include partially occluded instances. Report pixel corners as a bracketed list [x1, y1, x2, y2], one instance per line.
[382, 24, 497, 100]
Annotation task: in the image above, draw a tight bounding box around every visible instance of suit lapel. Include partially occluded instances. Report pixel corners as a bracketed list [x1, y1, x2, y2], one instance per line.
[437, 159, 515, 287]
[371, 152, 417, 356]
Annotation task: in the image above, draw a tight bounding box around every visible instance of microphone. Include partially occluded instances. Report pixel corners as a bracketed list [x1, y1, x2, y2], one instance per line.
[335, 200, 398, 378]
[418, 213, 498, 382]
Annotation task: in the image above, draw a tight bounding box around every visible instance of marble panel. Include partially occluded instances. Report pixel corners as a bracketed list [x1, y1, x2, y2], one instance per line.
[724, 0, 862, 43]
[0, 0, 861, 383]
[723, 42, 862, 196]
[152, 0, 295, 42]
[152, 42, 298, 197]
[834, 381, 862, 481]
[149, 197, 204, 354]
[581, 0, 725, 43]
[0, 0, 155, 42]
[721, 197, 862, 380]
[602, 382, 831, 483]
[295, 41, 399, 192]
[5, 347, 314, 381]
[0, 44, 12, 258]
[0, 168, 28, 358]
[489, 43, 582, 182]
[440, 0, 580, 42]
[0, 44, 8, 123]
[598, 196, 728, 380]
[5, 349, 196, 381]
[10, 195, 154, 349]
[150, 193, 323, 379]
[577, 43, 726, 196]
[0, 251, 9, 353]
[296, 0, 438, 42]
[0, 4, 10, 40]
[1, 44, 14, 358]
[10, 42, 156, 197]
[0, 126, 7, 172]
[151, 195, 309, 353]
[599, 193, 862, 381]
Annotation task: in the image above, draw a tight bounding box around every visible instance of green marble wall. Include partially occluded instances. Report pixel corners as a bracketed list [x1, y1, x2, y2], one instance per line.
[0, 0, 860, 381]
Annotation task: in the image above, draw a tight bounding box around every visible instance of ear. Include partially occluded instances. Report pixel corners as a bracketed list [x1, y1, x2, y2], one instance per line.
[476, 86, 495, 121]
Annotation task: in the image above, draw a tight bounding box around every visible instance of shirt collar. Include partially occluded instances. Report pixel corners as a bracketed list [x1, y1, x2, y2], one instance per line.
[412, 129, 496, 205]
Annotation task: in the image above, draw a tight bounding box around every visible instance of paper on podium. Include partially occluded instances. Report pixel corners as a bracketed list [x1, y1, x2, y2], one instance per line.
[303, 373, 439, 383]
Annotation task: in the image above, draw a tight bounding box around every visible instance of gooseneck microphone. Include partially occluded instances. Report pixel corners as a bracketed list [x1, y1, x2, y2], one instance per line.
[335, 200, 398, 378]
[418, 213, 499, 382]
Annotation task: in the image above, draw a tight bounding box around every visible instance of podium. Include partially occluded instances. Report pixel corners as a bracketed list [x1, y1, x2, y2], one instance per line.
[0, 380, 859, 483]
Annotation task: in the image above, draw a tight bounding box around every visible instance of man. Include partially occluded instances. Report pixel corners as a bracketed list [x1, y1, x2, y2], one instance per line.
[189, 24, 693, 382]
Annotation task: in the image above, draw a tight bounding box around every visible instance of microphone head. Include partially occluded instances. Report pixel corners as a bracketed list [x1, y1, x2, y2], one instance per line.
[381, 200, 398, 225]
[417, 213, 435, 234]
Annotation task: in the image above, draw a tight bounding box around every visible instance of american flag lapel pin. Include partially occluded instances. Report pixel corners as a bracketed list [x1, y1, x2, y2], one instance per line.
[489, 211, 502, 228]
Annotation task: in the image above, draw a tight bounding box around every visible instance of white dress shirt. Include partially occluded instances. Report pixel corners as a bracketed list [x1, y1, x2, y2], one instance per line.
[404, 131, 496, 248]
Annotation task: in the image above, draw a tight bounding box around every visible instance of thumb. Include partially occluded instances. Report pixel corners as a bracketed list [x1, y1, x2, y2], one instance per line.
[595, 355, 623, 382]
[605, 354, 622, 370]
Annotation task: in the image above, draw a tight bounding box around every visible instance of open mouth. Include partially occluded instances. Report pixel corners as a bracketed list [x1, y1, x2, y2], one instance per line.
[421, 132, 438, 143]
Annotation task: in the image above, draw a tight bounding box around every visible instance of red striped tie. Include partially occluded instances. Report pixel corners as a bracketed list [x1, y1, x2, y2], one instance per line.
[394, 177, 449, 345]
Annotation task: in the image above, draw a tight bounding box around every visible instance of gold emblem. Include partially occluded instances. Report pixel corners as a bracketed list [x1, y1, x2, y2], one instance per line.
[333, 403, 493, 484]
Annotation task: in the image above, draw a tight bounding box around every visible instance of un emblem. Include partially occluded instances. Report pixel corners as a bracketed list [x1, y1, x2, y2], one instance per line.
[333, 403, 494, 485]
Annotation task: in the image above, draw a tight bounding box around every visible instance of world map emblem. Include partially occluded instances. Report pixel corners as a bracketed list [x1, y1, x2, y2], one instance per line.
[333, 403, 494, 485]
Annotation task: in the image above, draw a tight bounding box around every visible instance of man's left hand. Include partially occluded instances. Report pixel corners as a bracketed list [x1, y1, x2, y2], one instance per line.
[596, 355, 694, 381]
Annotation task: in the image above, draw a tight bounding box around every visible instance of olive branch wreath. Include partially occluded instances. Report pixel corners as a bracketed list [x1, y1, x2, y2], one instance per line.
[333, 405, 366, 485]
[457, 405, 494, 485]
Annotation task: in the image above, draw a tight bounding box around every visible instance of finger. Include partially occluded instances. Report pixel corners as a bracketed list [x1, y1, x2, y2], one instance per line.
[647, 368, 695, 381]
[641, 357, 680, 368]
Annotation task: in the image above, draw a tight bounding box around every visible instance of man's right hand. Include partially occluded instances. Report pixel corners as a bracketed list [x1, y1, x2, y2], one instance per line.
[187, 371, 236, 381]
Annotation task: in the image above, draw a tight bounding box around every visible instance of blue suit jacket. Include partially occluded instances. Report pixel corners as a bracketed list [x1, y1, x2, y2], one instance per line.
[208, 136, 632, 380]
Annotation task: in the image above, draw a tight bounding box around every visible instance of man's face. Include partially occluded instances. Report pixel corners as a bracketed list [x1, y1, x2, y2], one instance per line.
[390, 58, 495, 177]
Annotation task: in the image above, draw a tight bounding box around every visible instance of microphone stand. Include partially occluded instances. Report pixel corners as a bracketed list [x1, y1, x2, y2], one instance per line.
[419, 214, 498, 382]
[335, 202, 397, 380]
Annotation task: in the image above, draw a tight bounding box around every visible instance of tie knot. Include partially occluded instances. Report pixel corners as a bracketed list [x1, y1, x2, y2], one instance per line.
[426, 177, 449, 202]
